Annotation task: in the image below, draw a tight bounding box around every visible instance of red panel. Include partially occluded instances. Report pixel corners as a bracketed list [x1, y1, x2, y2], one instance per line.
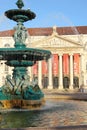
[42, 60, 48, 75]
[74, 54, 80, 76]
[32, 62, 38, 75]
[63, 54, 69, 76]
[52, 54, 58, 76]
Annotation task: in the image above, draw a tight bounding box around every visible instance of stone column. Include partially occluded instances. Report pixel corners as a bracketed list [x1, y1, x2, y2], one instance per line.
[38, 61, 42, 88]
[28, 67, 32, 82]
[80, 54, 85, 86]
[69, 54, 73, 89]
[48, 57, 53, 89]
[59, 54, 63, 89]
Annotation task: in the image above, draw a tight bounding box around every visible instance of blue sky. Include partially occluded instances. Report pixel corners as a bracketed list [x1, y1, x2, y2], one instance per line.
[0, 0, 87, 31]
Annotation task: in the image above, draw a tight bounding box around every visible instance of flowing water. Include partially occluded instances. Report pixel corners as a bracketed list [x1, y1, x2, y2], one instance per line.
[0, 100, 87, 128]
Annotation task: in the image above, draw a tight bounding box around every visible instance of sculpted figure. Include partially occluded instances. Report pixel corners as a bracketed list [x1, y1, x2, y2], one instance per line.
[13, 23, 28, 44]
[13, 71, 23, 94]
[32, 77, 38, 87]
[21, 75, 31, 90]
[2, 75, 14, 93]
[6, 75, 14, 90]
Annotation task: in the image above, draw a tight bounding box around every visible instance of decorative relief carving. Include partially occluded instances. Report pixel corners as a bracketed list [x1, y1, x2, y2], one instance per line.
[34, 36, 82, 48]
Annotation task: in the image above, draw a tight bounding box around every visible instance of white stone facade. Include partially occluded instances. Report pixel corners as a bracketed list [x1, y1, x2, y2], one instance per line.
[0, 26, 87, 90]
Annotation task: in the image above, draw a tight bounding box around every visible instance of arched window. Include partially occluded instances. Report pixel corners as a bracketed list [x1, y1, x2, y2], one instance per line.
[4, 43, 10, 48]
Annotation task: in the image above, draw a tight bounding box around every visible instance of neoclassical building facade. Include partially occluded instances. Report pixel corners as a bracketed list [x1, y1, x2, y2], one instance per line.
[0, 26, 87, 90]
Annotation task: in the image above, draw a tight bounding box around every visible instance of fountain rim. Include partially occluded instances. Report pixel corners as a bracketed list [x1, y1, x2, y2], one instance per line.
[0, 47, 51, 53]
[5, 9, 36, 22]
[0, 47, 52, 61]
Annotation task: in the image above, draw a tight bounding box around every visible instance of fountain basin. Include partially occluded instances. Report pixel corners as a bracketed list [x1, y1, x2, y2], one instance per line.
[0, 99, 87, 128]
[0, 98, 45, 109]
[0, 48, 51, 61]
[5, 9, 36, 22]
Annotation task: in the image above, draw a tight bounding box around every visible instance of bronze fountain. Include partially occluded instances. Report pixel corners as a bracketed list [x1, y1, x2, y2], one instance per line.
[0, 0, 51, 109]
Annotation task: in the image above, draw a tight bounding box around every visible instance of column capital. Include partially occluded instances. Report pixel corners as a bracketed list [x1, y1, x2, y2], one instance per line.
[69, 53, 73, 56]
[59, 53, 63, 56]
[80, 53, 84, 56]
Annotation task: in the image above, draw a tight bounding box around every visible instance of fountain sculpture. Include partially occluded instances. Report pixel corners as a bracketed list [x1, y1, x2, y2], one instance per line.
[0, 0, 51, 109]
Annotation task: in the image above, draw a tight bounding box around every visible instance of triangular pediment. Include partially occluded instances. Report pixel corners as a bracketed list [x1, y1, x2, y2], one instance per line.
[32, 33, 82, 48]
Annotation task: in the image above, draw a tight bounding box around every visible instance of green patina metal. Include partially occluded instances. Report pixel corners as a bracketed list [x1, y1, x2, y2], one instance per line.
[16, 0, 24, 9]
[0, 0, 51, 106]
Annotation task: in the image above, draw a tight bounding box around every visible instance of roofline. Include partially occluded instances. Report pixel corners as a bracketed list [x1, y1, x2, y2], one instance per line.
[0, 26, 87, 37]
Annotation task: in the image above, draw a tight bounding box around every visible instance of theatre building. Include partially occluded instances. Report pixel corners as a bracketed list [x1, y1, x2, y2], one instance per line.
[0, 26, 87, 90]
